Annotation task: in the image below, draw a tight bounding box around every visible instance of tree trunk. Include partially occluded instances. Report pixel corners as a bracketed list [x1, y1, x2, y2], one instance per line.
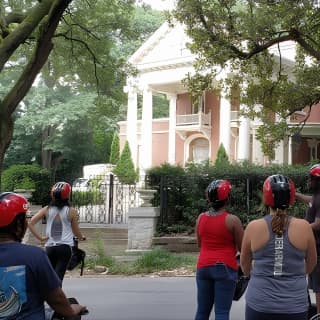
[41, 127, 52, 170]
[0, 114, 14, 191]
[0, 0, 73, 179]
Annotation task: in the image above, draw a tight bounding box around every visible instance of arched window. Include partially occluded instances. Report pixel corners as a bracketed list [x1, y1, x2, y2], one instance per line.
[189, 138, 209, 163]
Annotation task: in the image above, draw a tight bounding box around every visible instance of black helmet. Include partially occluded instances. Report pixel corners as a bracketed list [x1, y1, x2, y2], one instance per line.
[206, 180, 231, 208]
[51, 182, 71, 200]
[263, 174, 295, 210]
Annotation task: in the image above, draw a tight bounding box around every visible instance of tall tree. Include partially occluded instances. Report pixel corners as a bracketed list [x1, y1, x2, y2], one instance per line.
[0, 0, 136, 187]
[172, 1, 320, 158]
[0, 0, 72, 185]
[0, 0, 164, 185]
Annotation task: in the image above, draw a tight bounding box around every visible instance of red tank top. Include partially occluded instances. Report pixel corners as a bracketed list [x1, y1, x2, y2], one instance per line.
[196, 212, 237, 270]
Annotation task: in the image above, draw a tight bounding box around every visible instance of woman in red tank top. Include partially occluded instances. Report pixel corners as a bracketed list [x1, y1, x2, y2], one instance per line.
[195, 179, 244, 320]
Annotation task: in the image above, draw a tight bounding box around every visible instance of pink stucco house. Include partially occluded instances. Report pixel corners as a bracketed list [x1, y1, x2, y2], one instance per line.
[118, 22, 320, 175]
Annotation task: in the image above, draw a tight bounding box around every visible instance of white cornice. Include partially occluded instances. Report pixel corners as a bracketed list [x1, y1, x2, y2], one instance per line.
[129, 22, 172, 65]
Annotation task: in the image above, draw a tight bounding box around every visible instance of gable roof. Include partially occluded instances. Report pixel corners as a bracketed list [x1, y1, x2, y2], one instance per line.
[129, 22, 195, 71]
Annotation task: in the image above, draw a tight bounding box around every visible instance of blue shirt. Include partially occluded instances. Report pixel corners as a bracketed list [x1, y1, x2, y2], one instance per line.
[0, 242, 61, 319]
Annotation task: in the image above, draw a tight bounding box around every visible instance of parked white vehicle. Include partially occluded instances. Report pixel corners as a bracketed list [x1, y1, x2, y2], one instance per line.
[72, 178, 92, 192]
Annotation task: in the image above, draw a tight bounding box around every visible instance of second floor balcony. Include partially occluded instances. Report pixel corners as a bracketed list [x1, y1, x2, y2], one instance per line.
[176, 111, 211, 139]
[176, 112, 211, 126]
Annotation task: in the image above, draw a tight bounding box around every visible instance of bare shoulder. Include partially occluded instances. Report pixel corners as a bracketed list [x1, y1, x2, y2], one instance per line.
[197, 212, 206, 220]
[245, 218, 266, 230]
[227, 214, 242, 224]
[290, 217, 311, 228]
[69, 206, 79, 217]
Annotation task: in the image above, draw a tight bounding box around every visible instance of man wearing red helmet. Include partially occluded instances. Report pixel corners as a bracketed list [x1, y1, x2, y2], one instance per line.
[241, 174, 316, 320]
[194, 179, 244, 320]
[28, 182, 85, 281]
[296, 164, 320, 313]
[0, 192, 86, 319]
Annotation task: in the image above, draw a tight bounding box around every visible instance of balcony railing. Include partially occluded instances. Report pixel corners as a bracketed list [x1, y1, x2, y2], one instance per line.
[176, 112, 211, 126]
[230, 111, 239, 121]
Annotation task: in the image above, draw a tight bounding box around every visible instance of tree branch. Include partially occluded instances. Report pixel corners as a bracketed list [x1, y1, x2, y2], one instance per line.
[54, 33, 101, 89]
[0, 0, 53, 72]
[2, 0, 73, 116]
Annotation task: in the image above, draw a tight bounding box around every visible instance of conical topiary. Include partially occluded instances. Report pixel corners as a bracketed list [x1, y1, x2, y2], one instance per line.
[114, 141, 138, 184]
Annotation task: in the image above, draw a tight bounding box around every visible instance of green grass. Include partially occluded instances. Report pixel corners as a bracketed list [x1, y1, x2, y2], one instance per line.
[132, 249, 196, 274]
[85, 240, 197, 275]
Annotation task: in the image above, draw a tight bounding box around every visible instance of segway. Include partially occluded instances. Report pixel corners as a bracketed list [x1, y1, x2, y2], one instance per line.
[45, 298, 88, 320]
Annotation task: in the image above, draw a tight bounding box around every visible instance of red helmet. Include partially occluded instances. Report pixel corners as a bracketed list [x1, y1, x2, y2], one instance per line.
[0, 192, 29, 227]
[310, 164, 320, 178]
[263, 174, 295, 209]
[51, 182, 71, 200]
[206, 180, 232, 204]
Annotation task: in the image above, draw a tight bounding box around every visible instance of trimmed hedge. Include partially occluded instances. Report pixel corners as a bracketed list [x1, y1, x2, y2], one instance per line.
[1, 164, 51, 205]
[147, 161, 312, 234]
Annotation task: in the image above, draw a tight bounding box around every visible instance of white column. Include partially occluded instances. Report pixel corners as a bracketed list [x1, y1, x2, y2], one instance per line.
[168, 94, 177, 164]
[219, 93, 231, 155]
[125, 87, 138, 168]
[288, 136, 293, 165]
[237, 104, 250, 161]
[140, 87, 153, 176]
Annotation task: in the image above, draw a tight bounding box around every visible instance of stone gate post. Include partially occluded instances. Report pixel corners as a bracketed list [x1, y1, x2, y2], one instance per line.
[127, 189, 159, 251]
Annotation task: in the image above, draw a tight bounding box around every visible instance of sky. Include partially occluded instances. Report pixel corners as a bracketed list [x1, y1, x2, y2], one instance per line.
[140, 0, 176, 10]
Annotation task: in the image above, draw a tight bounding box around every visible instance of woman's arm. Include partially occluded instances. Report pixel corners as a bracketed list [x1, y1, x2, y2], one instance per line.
[69, 207, 85, 240]
[305, 222, 317, 274]
[46, 287, 86, 317]
[28, 207, 49, 242]
[195, 214, 203, 248]
[228, 215, 244, 252]
[240, 224, 253, 277]
[296, 192, 312, 204]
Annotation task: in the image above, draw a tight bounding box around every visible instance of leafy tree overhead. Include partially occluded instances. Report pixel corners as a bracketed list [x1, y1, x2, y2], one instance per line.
[1, 2, 165, 186]
[172, 1, 320, 158]
[0, 0, 72, 185]
[0, 0, 136, 187]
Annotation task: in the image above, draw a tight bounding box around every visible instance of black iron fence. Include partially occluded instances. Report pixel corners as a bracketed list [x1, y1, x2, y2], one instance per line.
[71, 173, 309, 228]
[71, 174, 140, 224]
[153, 174, 309, 233]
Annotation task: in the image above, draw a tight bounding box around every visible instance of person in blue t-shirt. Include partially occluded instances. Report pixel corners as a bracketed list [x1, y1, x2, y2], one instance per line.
[0, 192, 86, 319]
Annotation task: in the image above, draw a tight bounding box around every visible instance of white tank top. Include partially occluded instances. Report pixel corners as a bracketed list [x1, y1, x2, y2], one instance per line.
[45, 206, 74, 247]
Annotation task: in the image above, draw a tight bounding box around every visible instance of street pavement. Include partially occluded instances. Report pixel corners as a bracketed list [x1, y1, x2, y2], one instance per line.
[62, 276, 246, 320]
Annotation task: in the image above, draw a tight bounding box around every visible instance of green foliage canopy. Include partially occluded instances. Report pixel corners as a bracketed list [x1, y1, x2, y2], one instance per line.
[172, 1, 320, 158]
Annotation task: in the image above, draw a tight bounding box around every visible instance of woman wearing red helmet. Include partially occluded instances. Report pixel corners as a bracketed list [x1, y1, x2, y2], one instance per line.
[28, 182, 85, 281]
[241, 174, 317, 320]
[296, 163, 320, 314]
[194, 179, 244, 320]
[0, 192, 86, 319]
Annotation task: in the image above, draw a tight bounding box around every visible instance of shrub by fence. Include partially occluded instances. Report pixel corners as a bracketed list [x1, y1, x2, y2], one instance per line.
[147, 162, 311, 235]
